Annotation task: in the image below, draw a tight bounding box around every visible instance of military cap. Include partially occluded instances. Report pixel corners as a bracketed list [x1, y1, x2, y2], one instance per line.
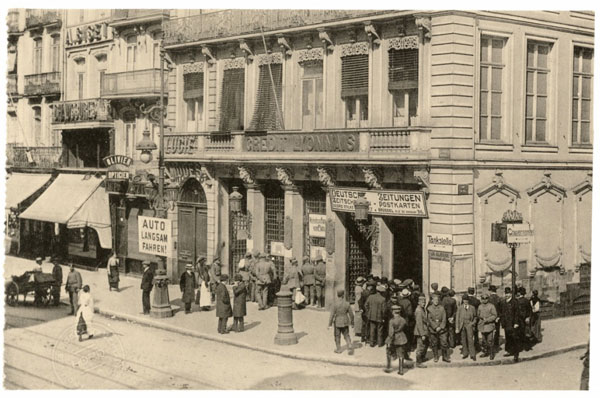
[431, 282, 439, 290]
[220, 274, 229, 282]
[185, 263, 194, 270]
[142, 260, 151, 266]
[376, 285, 386, 293]
[462, 293, 470, 300]
[504, 287, 512, 293]
[489, 285, 497, 292]
[468, 287, 475, 295]
[441, 286, 449, 294]
[355, 276, 366, 285]
[481, 293, 489, 299]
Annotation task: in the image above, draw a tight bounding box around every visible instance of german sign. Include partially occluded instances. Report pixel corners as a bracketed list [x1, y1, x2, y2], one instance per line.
[329, 187, 427, 217]
[507, 223, 534, 244]
[138, 216, 172, 256]
[427, 233, 453, 252]
[308, 214, 327, 238]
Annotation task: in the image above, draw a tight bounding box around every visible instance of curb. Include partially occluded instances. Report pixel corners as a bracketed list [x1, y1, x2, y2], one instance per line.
[95, 306, 586, 369]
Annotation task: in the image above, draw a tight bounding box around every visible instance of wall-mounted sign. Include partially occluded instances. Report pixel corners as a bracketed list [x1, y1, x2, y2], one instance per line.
[245, 132, 358, 152]
[107, 171, 130, 180]
[427, 233, 453, 252]
[507, 223, 534, 244]
[270, 241, 285, 257]
[308, 214, 327, 238]
[65, 23, 112, 47]
[165, 135, 199, 155]
[103, 155, 133, 167]
[329, 187, 428, 218]
[138, 216, 172, 256]
[429, 250, 451, 289]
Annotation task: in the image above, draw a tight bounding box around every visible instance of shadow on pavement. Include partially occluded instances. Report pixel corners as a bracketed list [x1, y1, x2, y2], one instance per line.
[249, 371, 414, 390]
[4, 304, 72, 329]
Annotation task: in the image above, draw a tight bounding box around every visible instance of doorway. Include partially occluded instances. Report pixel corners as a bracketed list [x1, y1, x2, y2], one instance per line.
[344, 213, 372, 303]
[388, 216, 423, 288]
[177, 178, 207, 277]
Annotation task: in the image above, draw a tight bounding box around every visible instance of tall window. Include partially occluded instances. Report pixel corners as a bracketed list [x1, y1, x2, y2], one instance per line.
[389, 42, 419, 127]
[301, 61, 323, 130]
[152, 32, 161, 69]
[219, 67, 245, 131]
[78, 72, 85, 99]
[98, 69, 106, 97]
[526, 41, 552, 144]
[184, 72, 204, 131]
[249, 63, 283, 131]
[341, 53, 368, 128]
[480, 37, 505, 141]
[33, 106, 42, 145]
[123, 112, 136, 159]
[572, 46, 593, 146]
[33, 38, 43, 74]
[126, 36, 137, 71]
[51, 35, 60, 72]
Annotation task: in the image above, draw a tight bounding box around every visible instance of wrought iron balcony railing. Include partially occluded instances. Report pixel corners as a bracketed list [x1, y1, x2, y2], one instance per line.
[101, 69, 165, 98]
[164, 9, 391, 46]
[52, 98, 114, 124]
[23, 72, 61, 96]
[7, 146, 63, 169]
[25, 9, 61, 29]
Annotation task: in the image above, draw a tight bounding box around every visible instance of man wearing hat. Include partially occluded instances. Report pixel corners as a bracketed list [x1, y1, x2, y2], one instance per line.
[398, 288, 414, 358]
[248, 249, 260, 303]
[328, 289, 354, 355]
[140, 261, 154, 315]
[255, 253, 276, 310]
[365, 283, 387, 347]
[516, 286, 533, 352]
[441, 287, 457, 348]
[477, 292, 498, 359]
[215, 274, 233, 333]
[301, 256, 315, 306]
[456, 293, 477, 360]
[359, 279, 376, 342]
[428, 292, 450, 362]
[413, 295, 428, 368]
[314, 255, 327, 308]
[499, 286, 522, 361]
[238, 254, 252, 302]
[488, 285, 502, 350]
[282, 258, 302, 309]
[51, 258, 63, 306]
[65, 263, 82, 315]
[427, 283, 439, 307]
[385, 304, 408, 375]
[209, 257, 222, 302]
[34, 257, 44, 272]
[353, 277, 366, 337]
[180, 264, 198, 314]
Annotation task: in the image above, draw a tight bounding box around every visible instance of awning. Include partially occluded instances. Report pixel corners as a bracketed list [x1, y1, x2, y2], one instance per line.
[67, 185, 112, 249]
[20, 174, 105, 224]
[5, 173, 52, 210]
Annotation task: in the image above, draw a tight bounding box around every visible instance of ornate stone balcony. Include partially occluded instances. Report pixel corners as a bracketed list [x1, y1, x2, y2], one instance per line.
[23, 72, 61, 96]
[25, 9, 61, 29]
[163, 9, 391, 46]
[52, 99, 114, 124]
[6, 146, 63, 169]
[101, 69, 165, 99]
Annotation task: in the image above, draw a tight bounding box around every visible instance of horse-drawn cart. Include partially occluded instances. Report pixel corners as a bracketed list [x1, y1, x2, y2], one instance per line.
[5, 271, 57, 306]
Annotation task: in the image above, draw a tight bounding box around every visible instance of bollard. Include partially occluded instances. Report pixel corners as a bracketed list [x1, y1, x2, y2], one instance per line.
[274, 288, 298, 345]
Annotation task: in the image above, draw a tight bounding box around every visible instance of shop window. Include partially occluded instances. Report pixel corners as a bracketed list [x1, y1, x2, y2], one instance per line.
[184, 71, 204, 132]
[301, 61, 323, 130]
[389, 47, 418, 127]
[33, 38, 43, 74]
[572, 46, 593, 146]
[249, 63, 283, 131]
[219, 68, 245, 131]
[525, 41, 552, 144]
[480, 37, 505, 141]
[341, 54, 369, 128]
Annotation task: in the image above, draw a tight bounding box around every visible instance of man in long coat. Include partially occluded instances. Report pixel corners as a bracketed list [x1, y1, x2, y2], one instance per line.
[398, 288, 414, 357]
[441, 286, 457, 348]
[65, 263, 82, 315]
[209, 258, 222, 302]
[477, 293, 498, 359]
[216, 274, 233, 334]
[456, 293, 477, 361]
[232, 273, 247, 332]
[140, 261, 154, 315]
[51, 258, 63, 306]
[314, 255, 327, 308]
[499, 286, 526, 361]
[180, 264, 197, 314]
[255, 253, 275, 310]
[427, 293, 450, 362]
[413, 295, 428, 368]
[282, 257, 302, 308]
[487, 285, 502, 350]
[365, 284, 387, 347]
[301, 256, 315, 306]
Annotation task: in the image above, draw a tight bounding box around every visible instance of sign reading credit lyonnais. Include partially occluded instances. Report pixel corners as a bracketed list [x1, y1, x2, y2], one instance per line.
[329, 188, 428, 217]
[138, 216, 172, 256]
[308, 214, 327, 238]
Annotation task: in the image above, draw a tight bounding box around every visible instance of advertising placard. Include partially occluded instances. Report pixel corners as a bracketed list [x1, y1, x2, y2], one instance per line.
[328, 187, 427, 217]
[138, 216, 172, 256]
[308, 214, 327, 238]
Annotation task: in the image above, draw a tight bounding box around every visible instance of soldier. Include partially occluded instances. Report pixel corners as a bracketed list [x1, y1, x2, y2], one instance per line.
[456, 293, 477, 361]
[365, 284, 387, 347]
[255, 253, 275, 310]
[477, 292, 498, 359]
[140, 261, 153, 315]
[51, 258, 63, 306]
[441, 286, 457, 348]
[65, 263, 82, 315]
[427, 292, 450, 362]
[301, 256, 315, 306]
[398, 288, 414, 359]
[413, 295, 428, 368]
[487, 285, 502, 352]
[328, 289, 354, 355]
[385, 304, 408, 375]
[215, 274, 233, 334]
[180, 264, 197, 314]
[359, 280, 375, 343]
[282, 257, 302, 309]
[467, 287, 481, 352]
[314, 255, 326, 308]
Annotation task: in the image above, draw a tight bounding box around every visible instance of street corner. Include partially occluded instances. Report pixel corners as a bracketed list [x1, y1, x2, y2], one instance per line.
[51, 320, 127, 388]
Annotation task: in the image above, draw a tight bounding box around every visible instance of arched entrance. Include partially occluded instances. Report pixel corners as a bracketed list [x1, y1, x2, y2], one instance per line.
[177, 178, 207, 277]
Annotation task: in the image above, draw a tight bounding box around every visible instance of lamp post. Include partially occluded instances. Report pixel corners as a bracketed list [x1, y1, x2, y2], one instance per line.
[353, 192, 370, 221]
[137, 43, 173, 318]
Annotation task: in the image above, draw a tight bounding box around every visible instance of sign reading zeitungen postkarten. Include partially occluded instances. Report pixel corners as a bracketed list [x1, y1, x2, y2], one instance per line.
[138, 216, 172, 256]
[329, 188, 428, 217]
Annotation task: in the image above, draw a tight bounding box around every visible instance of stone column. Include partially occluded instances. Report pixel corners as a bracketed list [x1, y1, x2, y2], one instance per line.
[246, 183, 265, 253]
[284, 185, 304, 262]
[325, 189, 346, 310]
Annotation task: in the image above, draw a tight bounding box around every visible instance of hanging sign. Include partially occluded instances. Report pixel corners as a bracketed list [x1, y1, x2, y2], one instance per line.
[103, 155, 133, 167]
[308, 214, 327, 238]
[138, 216, 172, 256]
[506, 224, 534, 244]
[329, 187, 428, 217]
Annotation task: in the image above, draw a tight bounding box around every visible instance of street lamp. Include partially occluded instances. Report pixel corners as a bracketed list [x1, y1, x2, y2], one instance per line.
[229, 186, 243, 213]
[136, 127, 157, 164]
[353, 192, 370, 221]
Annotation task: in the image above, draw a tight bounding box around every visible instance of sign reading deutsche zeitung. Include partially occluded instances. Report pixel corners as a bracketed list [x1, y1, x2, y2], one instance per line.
[329, 188, 428, 217]
[138, 216, 172, 256]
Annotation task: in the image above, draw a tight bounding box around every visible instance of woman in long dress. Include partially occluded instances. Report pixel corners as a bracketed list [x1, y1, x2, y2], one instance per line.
[197, 258, 212, 311]
[529, 289, 543, 344]
[76, 285, 94, 341]
[107, 252, 120, 292]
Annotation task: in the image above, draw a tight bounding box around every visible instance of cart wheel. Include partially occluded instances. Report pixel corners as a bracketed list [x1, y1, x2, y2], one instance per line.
[5, 282, 19, 306]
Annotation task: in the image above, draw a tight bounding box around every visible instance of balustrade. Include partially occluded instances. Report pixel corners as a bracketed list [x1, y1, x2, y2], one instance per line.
[101, 69, 164, 98]
[52, 99, 113, 124]
[24, 72, 61, 96]
[7, 146, 63, 168]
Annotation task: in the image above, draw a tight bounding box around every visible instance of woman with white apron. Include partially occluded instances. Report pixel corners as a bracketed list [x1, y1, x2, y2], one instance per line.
[196, 257, 212, 311]
[76, 285, 94, 341]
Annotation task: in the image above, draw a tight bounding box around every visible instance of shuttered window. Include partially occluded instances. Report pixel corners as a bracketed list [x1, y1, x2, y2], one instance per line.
[388, 48, 418, 90]
[249, 64, 283, 131]
[219, 68, 245, 131]
[341, 55, 368, 98]
[183, 72, 204, 100]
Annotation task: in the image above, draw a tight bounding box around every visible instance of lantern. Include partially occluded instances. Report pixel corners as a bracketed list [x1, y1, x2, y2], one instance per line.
[354, 192, 370, 221]
[136, 127, 157, 164]
[229, 186, 243, 213]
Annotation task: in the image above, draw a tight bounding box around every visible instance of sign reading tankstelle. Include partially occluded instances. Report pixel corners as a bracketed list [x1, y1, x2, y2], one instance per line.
[328, 188, 428, 217]
[138, 216, 172, 256]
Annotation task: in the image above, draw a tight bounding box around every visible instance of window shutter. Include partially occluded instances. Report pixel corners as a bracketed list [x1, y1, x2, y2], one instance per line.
[388, 48, 418, 90]
[219, 68, 245, 131]
[341, 54, 368, 97]
[183, 72, 204, 100]
[249, 64, 283, 131]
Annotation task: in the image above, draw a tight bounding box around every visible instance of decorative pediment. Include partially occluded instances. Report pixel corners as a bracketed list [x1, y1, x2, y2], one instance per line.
[477, 170, 520, 204]
[257, 52, 283, 65]
[182, 61, 204, 74]
[223, 57, 245, 70]
[298, 47, 324, 64]
[527, 171, 566, 202]
[572, 171, 592, 199]
[340, 42, 369, 57]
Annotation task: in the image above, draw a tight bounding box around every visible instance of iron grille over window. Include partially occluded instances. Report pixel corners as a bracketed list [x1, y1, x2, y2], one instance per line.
[219, 68, 245, 131]
[341, 54, 368, 98]
[388, 49, 418, 90]
[249, 64, 283, 131]
[183, 72, 204, 100]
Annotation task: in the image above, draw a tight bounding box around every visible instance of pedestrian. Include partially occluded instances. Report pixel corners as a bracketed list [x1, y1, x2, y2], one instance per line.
[314, 255, 326, 308]
[267, 255, 280, 307]
[232, 273, 247, 332]
[359, 279, 375, 343]
[301, 256, 315, 306]
[353, 276, 365, 338]
[488, 285, 502, 350]
[413, 294, 428, 368]
[209, 258, 222, 302]
[282, 257, 303, 309]
[194, 256, 205, 305]
[428, 292, 450, 363]
[76, 285, 94, 342]
[140, 260, 153, 315]
[255, 253, 275, 310]
[216, 274, 232, 334]
[107, 251, 120, 292]
[456, 293, 477, 361]
[580, 341, 589, 390]
[529, 289, 542, 344]
[447, 288, 459, 348]
[516, 286, 533, 351]
[467, 287, 481, 352]
[180, 263, 197, 314]
[65, 263, 82, 315]
[249, 249, 260, 303]
[441, 286, 457, 348]
[384, 305, 408, 375]
[398, 288, 414, 358]
[196, 257, 212, 311]
[328, 289, 354, 355]
[51, 258, 63, 306]
[365, 284, 387, 347]
[500, 286, 524, 362]
[477, 293, 498, 359]
[34, 257, 43, 272]
[238, 254, 252, 302]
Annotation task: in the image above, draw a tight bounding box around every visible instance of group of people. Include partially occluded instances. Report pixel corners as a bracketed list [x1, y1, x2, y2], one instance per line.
[328, 274, 544, 375]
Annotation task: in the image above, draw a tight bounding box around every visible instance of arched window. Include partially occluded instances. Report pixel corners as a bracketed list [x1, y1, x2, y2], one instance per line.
[179, 178, 207, 205]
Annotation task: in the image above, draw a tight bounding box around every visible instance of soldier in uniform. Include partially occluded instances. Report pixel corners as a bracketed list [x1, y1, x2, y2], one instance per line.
[328, 289, 354, 355]
[301, 256, 315, 306]
[398, 288, 414, 359]
[255, 253, 275, 310]
[140, 261, 153, 315]
[385, 304, 408, 375]
[65, 263, 82, 315]
[456, 293, 477, 361]
[179, 264, 197, 314]
[282, 257, 302, 309]
[365, 284, 387, 347]
[441, 286, 457, 348]
[428, 292, 450, 362]
[477, 292, 498, 359]
[314, 255, 327, 308]
[413, 295, 428, 368]
[467, 287, 481, 352]
[359, 279, 375, 343]
[51, 258, 63, 306]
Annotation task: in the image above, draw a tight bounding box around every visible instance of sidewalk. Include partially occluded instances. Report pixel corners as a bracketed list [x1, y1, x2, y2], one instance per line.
[4, 255, 589, 368]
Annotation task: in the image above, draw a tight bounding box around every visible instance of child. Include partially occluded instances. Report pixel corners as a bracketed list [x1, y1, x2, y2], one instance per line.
[328, 289, 354, 355]
[385, 304, 408, 375]
[232, 273, 247, 332]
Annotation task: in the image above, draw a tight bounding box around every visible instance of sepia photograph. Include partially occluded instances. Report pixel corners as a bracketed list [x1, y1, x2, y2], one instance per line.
[1, 3, 595, 390]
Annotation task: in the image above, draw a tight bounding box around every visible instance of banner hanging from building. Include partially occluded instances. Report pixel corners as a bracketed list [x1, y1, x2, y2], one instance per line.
[328, 187, 428, 217]
[138, 216, 172, 256]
